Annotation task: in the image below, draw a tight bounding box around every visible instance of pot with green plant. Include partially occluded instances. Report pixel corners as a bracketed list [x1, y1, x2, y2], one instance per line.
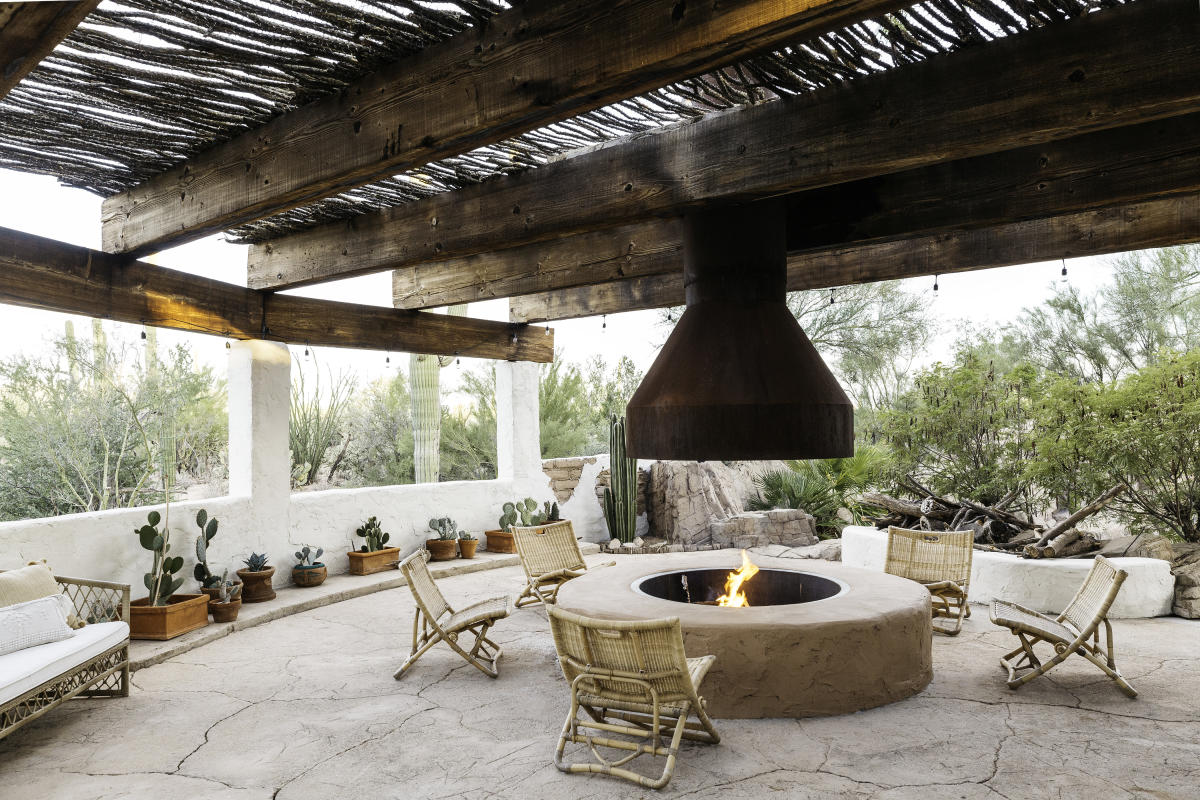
[128, 509, 210, 640]
[458, 531, 478, 559]
[485, 498, 551, 553]
[426, 517, 460, 561]
[209, 570, 243, 623]
[348, 516, 400, 575]
[237, 552, 276, 602]
[292, 544, 327, 587]
[193, 509, 237, 604]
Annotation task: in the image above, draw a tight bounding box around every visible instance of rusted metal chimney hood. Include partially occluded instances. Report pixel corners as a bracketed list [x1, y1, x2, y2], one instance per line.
[625, 199, 853, 461]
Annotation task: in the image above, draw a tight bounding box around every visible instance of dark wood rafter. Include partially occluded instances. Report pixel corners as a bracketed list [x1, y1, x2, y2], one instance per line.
[249, 0, 1200, 291]
[395, 112, 1200, 310]
[99, 0, 906, 257]
[508, 194, 1200, 322]
[0, 227, 552, 362]
[0, 1, 99, 100]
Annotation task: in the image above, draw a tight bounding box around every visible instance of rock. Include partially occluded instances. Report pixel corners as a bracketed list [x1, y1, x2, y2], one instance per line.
[633, 536, 644, 547]
[608, 538, 621, 551]
[753, 539, 841, 561]
[1167, 541, 1200, 617]
[710, 509, 818, 550]
[646, 460, 787, 548]
[835, 507, 854, 523]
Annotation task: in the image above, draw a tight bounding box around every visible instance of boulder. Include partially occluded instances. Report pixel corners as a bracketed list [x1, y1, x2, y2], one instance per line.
[710, 509, 818, 550]
[646, 460, 786, 548]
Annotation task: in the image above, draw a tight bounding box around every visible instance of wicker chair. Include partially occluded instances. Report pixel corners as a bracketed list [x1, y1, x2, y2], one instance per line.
[511, 521, 613, 608]
[547, 606, 720, 790]
[990, 555, 1136, 697]
[1, 575, 130, 741]
[394, 550, 511, 680]
[885, 526, 974, 635]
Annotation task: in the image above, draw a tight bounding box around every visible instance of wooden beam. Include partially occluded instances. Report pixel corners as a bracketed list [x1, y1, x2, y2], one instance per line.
[508, 195, 1200, 321]
[0, 227, 552, 362]
[250, 0, 1200, 290]
[0, 1, 99, 100]
[100, 0, 904, 257]
[395, 113, 1200, 309]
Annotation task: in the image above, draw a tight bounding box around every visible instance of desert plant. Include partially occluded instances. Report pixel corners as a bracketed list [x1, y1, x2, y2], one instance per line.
[428, 517, 459, 540]
[355, 516, 391, 552]
[458, 530, 476, 541]
[603, 414, 637, 543]
[499, 497, 546, 530]
[242, 552, 270, 572]
[192, 508, 221, 588]
[294, 545, 324, 567]
[214, 570, 242, 603]
[135, 509, 184, 606]
[548, 501, 561, 521]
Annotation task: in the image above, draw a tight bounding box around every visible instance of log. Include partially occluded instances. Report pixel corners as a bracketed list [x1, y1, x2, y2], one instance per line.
[1033, 486, 1125, 547]
[0, 2, 99, 101]
[860, 493, 956, 521]
[1043, 528, 1083, 558]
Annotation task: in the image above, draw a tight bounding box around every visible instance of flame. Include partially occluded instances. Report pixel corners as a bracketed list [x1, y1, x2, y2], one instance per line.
[716, 550, 760, 607]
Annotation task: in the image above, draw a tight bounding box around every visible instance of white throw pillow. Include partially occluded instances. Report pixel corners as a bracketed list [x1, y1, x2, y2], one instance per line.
[0, 594, 74, 656]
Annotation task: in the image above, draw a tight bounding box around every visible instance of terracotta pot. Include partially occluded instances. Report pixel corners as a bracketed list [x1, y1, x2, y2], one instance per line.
[347, 546, 401, 575]
[236, 567, 276, 602]
[484, 529, 516, 554]
[292, 564, 327, 587]
[210, 598, 241, 623]
[201, 582, 242, 611]
[426, 539, 458, 562]
[459, 539, 478, 559]
[129, 594, 209, 640]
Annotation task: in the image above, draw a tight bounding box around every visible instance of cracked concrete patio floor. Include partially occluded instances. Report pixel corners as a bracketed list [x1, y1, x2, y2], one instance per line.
[3, 555, 1198, 799]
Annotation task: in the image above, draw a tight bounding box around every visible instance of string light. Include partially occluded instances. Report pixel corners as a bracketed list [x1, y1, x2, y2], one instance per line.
[303, 340, 310, 357]
[1061, 258, 1068, 278]
[225, 341, 231, 350]
[140, 324, 147, 340]
[544, 326, 550, 335]
[829, 288, 835, 305]
[933, 274, 939, 293]
[385, 352, 391, 365]
[602, 314, 607, 330]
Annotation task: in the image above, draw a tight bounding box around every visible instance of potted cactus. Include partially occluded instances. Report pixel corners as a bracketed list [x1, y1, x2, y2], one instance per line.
[458, 530, 478, 559]
[484, 498, 553, 553]
[209, 570, 243, 623]
[348, 516, 400, 575]
[237, 552, 276, 602]
[426, 517, 460, 561]
[128, 509, 210, 640]
[292, 544, 327, 587]
[193, 509, 236, 604]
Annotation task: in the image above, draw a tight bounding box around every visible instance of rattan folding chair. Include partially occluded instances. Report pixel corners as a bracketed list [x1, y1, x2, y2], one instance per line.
[394, 549, 511, 680]
[990, 555, 1136, 697]
[885, 526, 974, 635]
[546, 606, 720, 790]
[511, 520, 614, 608]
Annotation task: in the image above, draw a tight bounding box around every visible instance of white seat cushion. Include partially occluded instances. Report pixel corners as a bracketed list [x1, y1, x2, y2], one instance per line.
[0, 621, 128, 705]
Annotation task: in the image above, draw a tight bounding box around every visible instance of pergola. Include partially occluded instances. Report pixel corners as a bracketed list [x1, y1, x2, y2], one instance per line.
[0, 0, 1197, 360]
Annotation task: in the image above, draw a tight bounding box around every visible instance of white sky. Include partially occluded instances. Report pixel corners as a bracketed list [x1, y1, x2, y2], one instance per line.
[0, 167, 1117, 387]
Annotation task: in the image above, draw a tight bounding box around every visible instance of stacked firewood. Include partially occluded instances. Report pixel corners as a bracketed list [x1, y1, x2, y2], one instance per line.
[863, 478, 1124, 559]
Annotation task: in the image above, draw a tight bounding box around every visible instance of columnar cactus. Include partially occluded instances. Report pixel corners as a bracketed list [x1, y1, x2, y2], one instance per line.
[410, 304, 467, 483]
[603, 414, 638, 543]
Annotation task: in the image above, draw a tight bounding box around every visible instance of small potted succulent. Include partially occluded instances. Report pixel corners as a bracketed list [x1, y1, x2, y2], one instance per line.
[209, 570, 243, 623]
[292, 544, 327, 587]
[484, 498, 556, 553]
[458, 530, 478, 559]
[237, 552, 276, 602]
[348, 516, 400, 575]
[193, 509, 237, 605]
[426, 517, 460, 561]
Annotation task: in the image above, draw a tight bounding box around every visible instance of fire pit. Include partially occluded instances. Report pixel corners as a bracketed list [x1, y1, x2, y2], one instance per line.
[555, 550, 932, 718]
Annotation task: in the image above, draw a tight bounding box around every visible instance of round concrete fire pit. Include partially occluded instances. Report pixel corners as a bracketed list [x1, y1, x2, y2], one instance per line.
[556, 550, 932, 719]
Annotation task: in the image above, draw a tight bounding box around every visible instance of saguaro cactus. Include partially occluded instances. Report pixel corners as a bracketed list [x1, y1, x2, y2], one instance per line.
[410, 304, 467, 483]
[603, 414, 638, 543]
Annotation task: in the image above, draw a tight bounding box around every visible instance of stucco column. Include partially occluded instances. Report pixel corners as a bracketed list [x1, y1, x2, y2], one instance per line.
[227, 340, 291, 557]
[496, 360, 542, 483]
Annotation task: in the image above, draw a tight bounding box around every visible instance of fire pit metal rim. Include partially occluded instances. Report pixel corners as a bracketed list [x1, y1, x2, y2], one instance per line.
[630, 567, 850, 607]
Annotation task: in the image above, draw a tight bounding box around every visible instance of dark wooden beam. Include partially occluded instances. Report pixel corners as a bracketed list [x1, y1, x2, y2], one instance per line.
[100, 0, 904, 257]
[0, 227, 552, 361]
[508, 195, 1200, 321]
[250, 0, 1200, 290]
[395, 113, 1200, 310]
[0, 1, 99, 100]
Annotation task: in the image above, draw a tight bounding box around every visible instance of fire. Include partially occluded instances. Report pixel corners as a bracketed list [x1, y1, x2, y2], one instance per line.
[716, 550, 760, 607]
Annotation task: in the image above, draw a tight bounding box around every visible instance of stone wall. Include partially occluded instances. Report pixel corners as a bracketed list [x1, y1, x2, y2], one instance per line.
[647, 460, 786, 549]
[542, 456, 596, 503]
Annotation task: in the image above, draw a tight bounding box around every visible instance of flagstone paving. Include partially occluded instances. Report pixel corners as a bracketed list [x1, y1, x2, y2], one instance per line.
[2, 554, 1197, 799]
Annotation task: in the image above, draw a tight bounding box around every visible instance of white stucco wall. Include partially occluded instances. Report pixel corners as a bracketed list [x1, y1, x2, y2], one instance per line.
[553, 454, 651, 543]
[0, 344, 553, 594]
[841, 525, 1176, 618]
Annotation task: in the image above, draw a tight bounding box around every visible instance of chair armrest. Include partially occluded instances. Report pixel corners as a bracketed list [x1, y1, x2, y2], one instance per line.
[54, 576, 131, 624]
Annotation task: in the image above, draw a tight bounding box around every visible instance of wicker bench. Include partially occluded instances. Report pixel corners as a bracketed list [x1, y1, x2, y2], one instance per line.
[0, 576, 131, 741]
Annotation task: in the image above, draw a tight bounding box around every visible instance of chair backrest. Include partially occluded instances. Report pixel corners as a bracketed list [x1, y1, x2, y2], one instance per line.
[547, 606, 696, 707]
[1059, 555, 1127, 632]
[885, 526, 973, 585]
[512, 520, 585, 578]
[400, 549, 450, 620]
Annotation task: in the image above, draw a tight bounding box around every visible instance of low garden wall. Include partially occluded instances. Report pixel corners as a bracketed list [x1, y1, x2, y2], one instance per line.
[841, 525, 1175, 618]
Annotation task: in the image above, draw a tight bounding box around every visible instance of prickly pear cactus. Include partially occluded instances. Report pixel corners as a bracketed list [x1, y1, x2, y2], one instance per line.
[192, 509, 221, 588]
[136, 510, 184, 606]
[428, 517, 459, 540]
[499, 502, 518, 531]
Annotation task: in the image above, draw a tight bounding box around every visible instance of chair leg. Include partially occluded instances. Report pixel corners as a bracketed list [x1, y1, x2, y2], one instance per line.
[515, 582, 541, 608]
[444, 621, 503, 678]
[394, 631, 442, 679]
